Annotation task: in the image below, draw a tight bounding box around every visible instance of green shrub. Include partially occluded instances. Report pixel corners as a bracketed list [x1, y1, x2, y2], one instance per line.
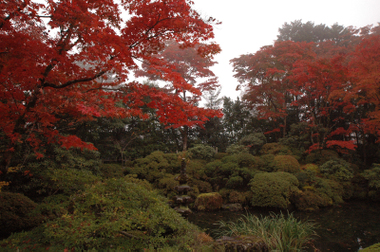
[188, 144, 216, 161]
[31, 194, 70, 223]
[4, 147, 101, 198]
[128, 151, 181, 183]
[273, 155, 301, 173]
[205, 154, 259, 190]
[225, 176, 244, 189]
[220, 162, 239, 176]
[228, 190, 247, 204]
[226, 144, 248, 155]
[292, 190, 325, 211]
[0, 192, 44, 238]
[257, 154, 276, 172]
[194, 192, 223, 211]
[220, 154, 238, 164]
[204, 160, 223, 177]
[315, 178, 344, 205]
[362, 165, 380, 189]
[214, 152, 228, 159]
[98, 163, 126, 178]
[235, 152, 257, 168]
[216, 212, 316, 252]
[216, 162, 239, 187]
[305, 150, 339, 165]
[238, 133, 267, 154]
[362, 165, 380, 201]
[1, 178, 202, 251]
[123, 174, 153, 191]
[320, 158, 353, 182]
[295, 169, 318, 188]
[249, 172, 299, 209]
[157, 174, 180, 198]
[218, 188, 232, 202]
[361, 242, 380, 252]
[53, 146, 101, 173]
[10, 167, 101, 197]
[260, 143, 292, 155]
[303, 163, 320, 173]
[189, 178, 213, 194]
[186, 159, 208, 180]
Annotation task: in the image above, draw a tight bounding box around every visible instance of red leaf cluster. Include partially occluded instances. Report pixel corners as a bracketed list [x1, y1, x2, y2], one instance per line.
[232, 25, 380, 153]
[0, 0, 220, 169]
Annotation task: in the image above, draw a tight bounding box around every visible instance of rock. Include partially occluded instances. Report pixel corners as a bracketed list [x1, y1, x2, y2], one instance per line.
[174, 206, 192, 217]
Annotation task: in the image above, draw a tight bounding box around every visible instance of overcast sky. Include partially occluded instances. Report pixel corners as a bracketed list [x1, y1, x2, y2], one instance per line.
[191, 0, 380, 100]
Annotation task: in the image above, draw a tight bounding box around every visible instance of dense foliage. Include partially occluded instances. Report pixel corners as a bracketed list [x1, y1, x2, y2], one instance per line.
[0, 0, 221, 174]
[1, 11, 380, 250]
[231, 22, 380, 165]
[1, 178, 208, 251]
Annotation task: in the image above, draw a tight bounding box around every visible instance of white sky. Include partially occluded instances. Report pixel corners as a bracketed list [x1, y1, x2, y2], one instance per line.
[191, 0, 380, 100]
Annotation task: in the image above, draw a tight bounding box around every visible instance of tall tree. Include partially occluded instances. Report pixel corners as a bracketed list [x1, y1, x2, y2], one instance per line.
[231, 22, 377, 154]
[136, 40, 222, 151]
[339, 26, 380, 163]
[277, 20, 351, 43]
[196, 88, 228, 151]
[231, 40, 314, 139]
[0, 0, 220, 173]
[222, 97, 252, 144]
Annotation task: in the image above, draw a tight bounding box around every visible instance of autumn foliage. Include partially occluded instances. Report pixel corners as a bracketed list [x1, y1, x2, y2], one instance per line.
[231, 24, 380, 154]
[0, 0, 221, 172]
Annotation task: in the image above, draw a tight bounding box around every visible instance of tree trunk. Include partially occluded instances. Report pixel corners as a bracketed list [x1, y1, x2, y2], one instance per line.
[181, 126, 188, 151]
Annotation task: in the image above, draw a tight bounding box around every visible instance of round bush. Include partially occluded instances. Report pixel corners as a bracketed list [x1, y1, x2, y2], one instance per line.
[249, 172, 299, 209]
[189, 178, 213, 194]
[320, 158, 353, 181]
[362, 165, 380, 189]
[129, 151, 181, 183]
[260, 143, 292, 155]
[235, 152, 257, 168]
[194, 192, 223, 211]
[188, 144, 216, 161]
[292, 190, 325, 211]
[226, 176, 244, 189]
[257, 154, 276, 172]
[361, 242, 380, 252]
[315, 178, 344, 205]
[229, 190, 247, 204]
[238, 133, 267, 154]
[303, 163, 320, 173]
[273, 155, 301, 173]
[0, 192, 43, 238]
[226, 144, 249, 155]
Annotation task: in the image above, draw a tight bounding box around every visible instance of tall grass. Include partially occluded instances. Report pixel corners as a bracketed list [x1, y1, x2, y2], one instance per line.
[216, 212, 316, 252]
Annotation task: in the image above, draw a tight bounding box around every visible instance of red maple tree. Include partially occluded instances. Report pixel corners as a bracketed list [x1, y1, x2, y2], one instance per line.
[135, 40, 222, 150]
[231, 25, 380, 153]
[0, 0, 220, 172]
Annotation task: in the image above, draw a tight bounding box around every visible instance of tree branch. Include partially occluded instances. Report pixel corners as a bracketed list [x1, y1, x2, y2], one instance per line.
[43, 70, 107, 89]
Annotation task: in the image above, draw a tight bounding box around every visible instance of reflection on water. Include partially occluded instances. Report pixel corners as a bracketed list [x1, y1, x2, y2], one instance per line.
[187, 200, 380, 251]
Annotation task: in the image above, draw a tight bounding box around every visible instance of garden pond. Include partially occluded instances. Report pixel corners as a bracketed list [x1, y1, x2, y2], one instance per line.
[187, 200, 380, 251]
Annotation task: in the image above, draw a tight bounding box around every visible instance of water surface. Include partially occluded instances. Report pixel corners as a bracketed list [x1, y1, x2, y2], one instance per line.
[187, 200, 380, 251]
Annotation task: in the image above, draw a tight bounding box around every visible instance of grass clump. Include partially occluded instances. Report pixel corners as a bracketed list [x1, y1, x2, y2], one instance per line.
[216, 212, 316, 252]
